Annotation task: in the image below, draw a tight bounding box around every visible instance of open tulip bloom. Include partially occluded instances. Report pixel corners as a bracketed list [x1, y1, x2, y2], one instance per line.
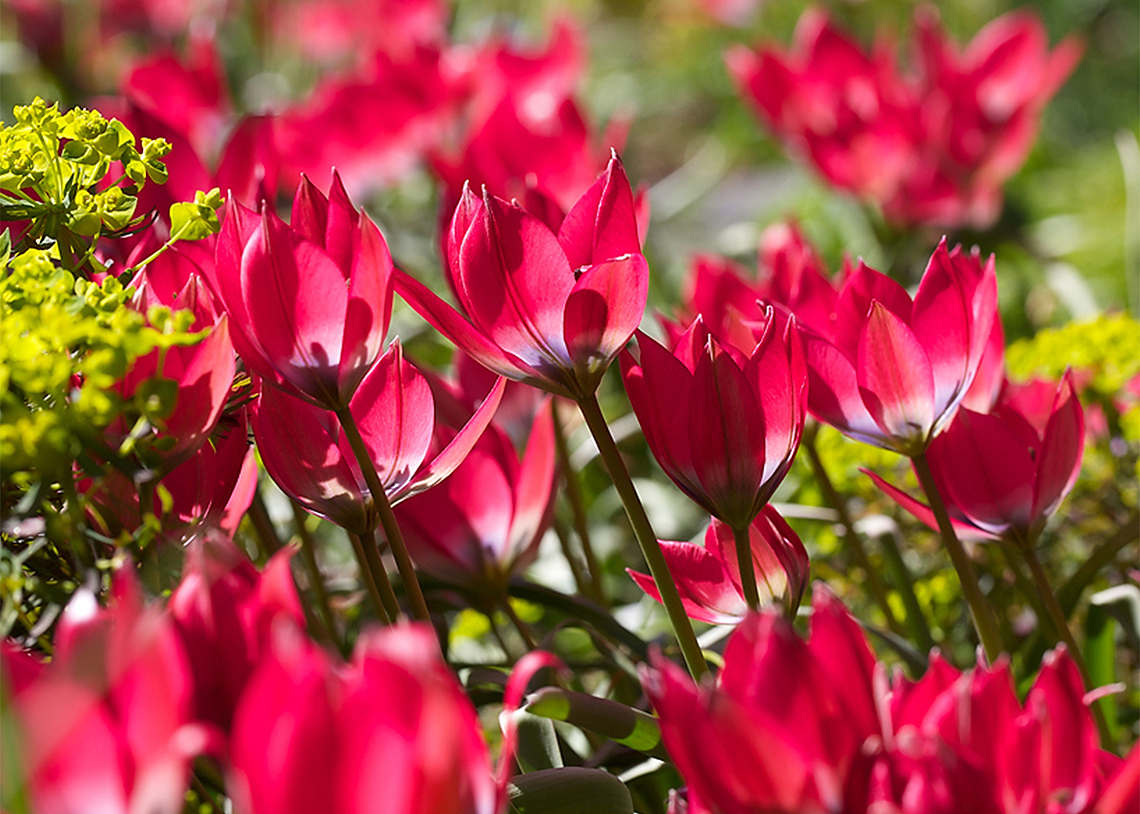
[629, 506, 809, 624]
[393, 153, 648, 401]
[210, 171, 394, 411]
[867, 371, 1085, 549]
[802, 238, 997, 456]
[252, 339, 505, 535]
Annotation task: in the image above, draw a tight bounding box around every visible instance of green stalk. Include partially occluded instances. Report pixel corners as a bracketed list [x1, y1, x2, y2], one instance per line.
[577, 394, 708, 681]
[912, 452, 1004, 663]
[732, 524, 760, 612]
[348, 531, 392, 625]
[552, 405, 607, 606]
[334, 406, 431, 622]
[290, 501, 339, 643]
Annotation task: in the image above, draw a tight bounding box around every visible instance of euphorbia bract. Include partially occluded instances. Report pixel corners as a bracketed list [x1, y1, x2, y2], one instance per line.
[620, 309, 807, 531]
[644, 584, 1134, 814]
[394, 153, 647, 400]
[628, 505, 809, 623]
[801, 238, 997, 455]
[211, 171, 394, 410]
[252, 339, 505, 535]
[868, 371, 1085, 548]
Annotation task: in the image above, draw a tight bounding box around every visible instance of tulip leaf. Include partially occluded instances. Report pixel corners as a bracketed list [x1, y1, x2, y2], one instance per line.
[508, 767, 633, 814]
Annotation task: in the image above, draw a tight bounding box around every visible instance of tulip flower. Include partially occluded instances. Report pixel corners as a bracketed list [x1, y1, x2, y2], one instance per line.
[802, 238, 997, 455]
[252, 339, 505, 535]
[395, 397, 557, 593]
[628, 506, 809, 623]
[2, 569, 209, 814]
[728, 7, 1080, 229]
[210, 171, 394, 410]
[228, 623, 501, 814]
[394, 153, 647, 401]
[621, 310, 806, 532]
[867, 371, 1085, 548]
[170, 536, 304, 731]
[644, 584, 1129, 814]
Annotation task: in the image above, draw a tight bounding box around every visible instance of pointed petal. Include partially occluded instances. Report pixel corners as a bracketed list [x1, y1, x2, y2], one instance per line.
[557, 153, 641, 270]
[628, 539, 748, 624]
[808, 584, 880, 741]
[338, 215, 393, 402]
[1031, 374, 1084, 523]
[857, 302, 936, 449]
[507, 399, 557, 560]
[803, 331, 885, 447]
[912, 239, 973, 417]
[863, 468, 996, 542]
[398, 376, 507, 503]
[834, 262, 913, 353]
[290, 174, 329, 250]
[445, 183, 482, 292]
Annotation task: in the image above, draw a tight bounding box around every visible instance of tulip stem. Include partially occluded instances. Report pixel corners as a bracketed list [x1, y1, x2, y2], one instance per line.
[349, 531, 392, 625]
[912, 452, 1004, 663]
[501, 598, 539, 651]
[1020, 545, 1112, 747]
[802, 429, 907, 639]
[577, 393, 709, 681]
[248, 488, 283, 556]
[290, 501, 339, 645]
[731, 524, 761, 612]
[359, 530, 403, 623]
[552, 404, 607, 606]
[334, 406, 432, 623]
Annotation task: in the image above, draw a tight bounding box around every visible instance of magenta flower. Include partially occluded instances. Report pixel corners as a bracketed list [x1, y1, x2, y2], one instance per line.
[394, 154, 647, 400]
[395, 397, 557, 591]
[252, 339, 505, 535]
[628, 506, 809, 623]
[802, 238, 997, 455]
[228, 624, 500, 814]
[867, 371, 1085, 547]
[644, 585, 1132, 814]
[211, 171, 394, 410]
[728, 7, 1080, 229]
[170, 536, 304, 731]
[1, 570, 210, 814]
[620, 310, 807, 531]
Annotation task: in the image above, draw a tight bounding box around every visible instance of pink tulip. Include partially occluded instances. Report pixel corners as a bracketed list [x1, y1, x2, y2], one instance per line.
[620, 310, 807, 530]
[170, 535, 304, 730]
[252, 339, 505, 534]
[211, 172, 394, 410]
[395, 397, 557, 591]
[645, 584, 1124, 814]
[802, 238, 997, 454]
[229, 623, 500, 814]
[728, 7, 1080, 229]
[628, 506, 809, 623]
[395, 154, 647, 400]
[2, 569, 209, 814]
[867, 371, 1085, 547]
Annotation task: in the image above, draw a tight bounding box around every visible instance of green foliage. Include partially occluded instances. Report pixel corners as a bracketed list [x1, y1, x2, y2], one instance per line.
[1005, 312, 1140, 396]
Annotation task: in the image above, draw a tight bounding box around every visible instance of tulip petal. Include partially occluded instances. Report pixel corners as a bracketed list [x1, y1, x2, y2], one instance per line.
[1031, 374, 1084, 523]
[507, 399, 557, 561]
[399, 375, 507, 502]
[628, 540, 748, 625]
[835, 262, 913, 354]
[557, 153, 641, 270]
[863, 468, 996, 542]
[857, 301, 936, 449]
[338, 215, 393, 401]
[808, 584, 880, 743]
[563, 254, 649, 379]
[911, 239, 973, 416]
[803, 332, 885, 447]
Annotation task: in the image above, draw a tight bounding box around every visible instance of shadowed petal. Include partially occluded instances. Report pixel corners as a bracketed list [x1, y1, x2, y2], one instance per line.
[857, 301, 936, 448]
[1031, 373, 1084, 523]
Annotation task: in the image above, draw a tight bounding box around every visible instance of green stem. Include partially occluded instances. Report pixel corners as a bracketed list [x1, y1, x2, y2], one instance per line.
[501, 597, 538, 650]
[507, 578, 649, 660]
[732, 524, 760, 612]
[348, 531, 391, 625]
[577, 394, 708, 681]
[247, 488, 282, 557]
[802, 429, 906, 637]
[552, 405, 607, 606]
[1020, 544, 1112, 748]
[912, 452, 1004, 663]
[1059, 512, 1140, 615]
[290, 501, 339, 645]
[360, 530, 403, 623]
[552, 520, 592, 599]
[878, 529, 936, 652]
[334, 406, 431, 622]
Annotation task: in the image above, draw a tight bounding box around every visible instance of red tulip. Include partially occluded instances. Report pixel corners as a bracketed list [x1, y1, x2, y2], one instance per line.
[867, 371, 1085, 547]
[802, 238, 997, 454]
[621, 310, 807, 530]
[728, 7, 1080, 229]
[628, 506, 809, 623]
[395, 397, 557, 591]
[645, 584, 1124, 814]
[228, 623, 500, 814]
[395, 154, 647, 400]
[211, 172, 394, 410]
[170, 536, 304, 731]
[2, 569, 209, 814]
[252, 339, 505, 534]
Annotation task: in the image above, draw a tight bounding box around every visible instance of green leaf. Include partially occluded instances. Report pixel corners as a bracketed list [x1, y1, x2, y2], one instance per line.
[508, 768, 633, 814]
